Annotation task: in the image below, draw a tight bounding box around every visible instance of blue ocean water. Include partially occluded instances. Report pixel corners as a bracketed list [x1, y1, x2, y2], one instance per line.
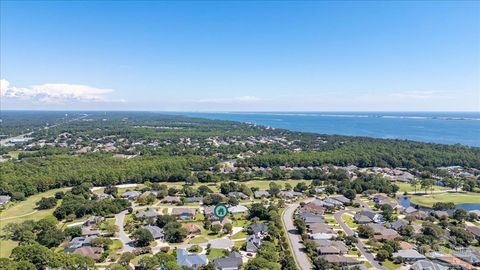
[172, 112, 480, 147]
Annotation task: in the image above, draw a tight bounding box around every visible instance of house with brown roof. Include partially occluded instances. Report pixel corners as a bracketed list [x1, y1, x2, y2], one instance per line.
[368, 224, 400, 241]
[434, 255, 476, 270]
[73, 246, 103, 261]
[182, 223, 201, 235]
[298, 201, 325, 215]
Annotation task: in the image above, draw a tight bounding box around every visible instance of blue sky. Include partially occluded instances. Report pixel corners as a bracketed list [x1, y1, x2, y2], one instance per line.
[1, 1, 479, 111]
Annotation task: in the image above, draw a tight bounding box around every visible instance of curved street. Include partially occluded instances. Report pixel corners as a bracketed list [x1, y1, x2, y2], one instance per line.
[115, 210, 135, 252]
[282, 202, 314, 270]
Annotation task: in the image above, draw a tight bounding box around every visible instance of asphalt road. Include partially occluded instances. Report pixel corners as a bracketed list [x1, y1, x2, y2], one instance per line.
[282, 202, 314, 270]
[334, 209, 386, 270]
[115, 210, 135, 252]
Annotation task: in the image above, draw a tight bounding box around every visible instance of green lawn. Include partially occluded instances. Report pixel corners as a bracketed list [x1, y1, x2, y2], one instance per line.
[0, 239, 17, 258]
[231, 231, 247, 240]
[234, 240, 246, 249]
[109, 239, 123, 251]
[348, 249, 361, 256]
[342, 214, 358, 228]
[189, 236, 208, 244]
[409, 192, 480, 207]
[383, 259, 401, 270]
[207, 248, 226, 260]
[232, 219, 250, 227]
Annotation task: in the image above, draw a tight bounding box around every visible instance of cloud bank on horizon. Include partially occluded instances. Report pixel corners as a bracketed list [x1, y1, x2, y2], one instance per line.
[1, 79, 124, 105]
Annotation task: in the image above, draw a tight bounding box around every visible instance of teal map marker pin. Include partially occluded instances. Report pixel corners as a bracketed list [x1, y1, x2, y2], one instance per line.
[214, 204, 228, 219]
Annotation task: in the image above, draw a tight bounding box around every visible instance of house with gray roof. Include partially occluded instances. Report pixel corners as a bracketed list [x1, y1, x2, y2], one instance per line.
[278, 191, 303, 199]
[135, 209, 160, 219]
[389, 219, 408, 231]
[300, 213, 325, 225]
[228, 192, 249, 200]
[122, 190, 142, 200]
[143, 225, 164, 240]
[213, 251, 243, 270]
[411, 259, 448, 270]
[161, 196, 181, 204]
[228, 205, 249, 214]
[329, 195, 350, 204]
[392, 249, 426, 262]
[247, 222, 269, 236]
[254, 190, 270, 199]
[323, 197, 344, 207]
[246, 234, 262, 252]
[177, 249, 208, 269]
[354, 210, 382, 224]
[66, 236, 97, 250]
[403, 206, 418, 214]
[185, 197, 203, 203]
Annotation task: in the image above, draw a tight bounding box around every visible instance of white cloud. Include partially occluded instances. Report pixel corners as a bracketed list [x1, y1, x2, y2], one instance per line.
[0, 79, 121, 104]
[193, 95, 260, 104]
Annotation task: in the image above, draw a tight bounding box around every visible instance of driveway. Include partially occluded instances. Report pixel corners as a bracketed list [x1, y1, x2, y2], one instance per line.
[282, 202, 313, 270]
[115, 210, 135, 252]
[334, 209, 386, 270]
[355, 198, 373, 211]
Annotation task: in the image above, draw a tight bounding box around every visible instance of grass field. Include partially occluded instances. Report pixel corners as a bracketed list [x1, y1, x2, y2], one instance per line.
[0, 188, 70, 258]
[409, 192, 480, 207]
[0, 188, 68, 231]
[395, 182, 448, 193]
